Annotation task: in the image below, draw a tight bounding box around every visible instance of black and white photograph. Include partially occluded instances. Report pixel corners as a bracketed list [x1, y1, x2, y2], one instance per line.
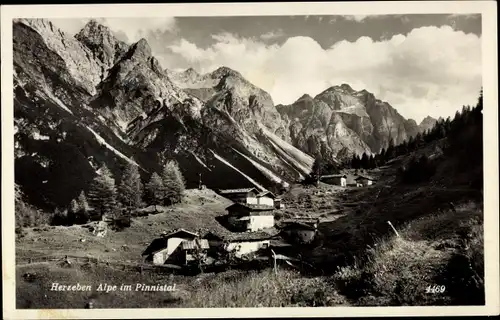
[1, 2, 498, 318]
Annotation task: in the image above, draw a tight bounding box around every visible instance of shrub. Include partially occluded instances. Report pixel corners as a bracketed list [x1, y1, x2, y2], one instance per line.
[50, 208, 68, 226]
[16, 199, 49, 228]
[182, 269, 347, 307]
[440, 223, 484, 305]
[110, 214, 132, 231]
[333, 237, 452, 306]
[398, 155, 436, 184]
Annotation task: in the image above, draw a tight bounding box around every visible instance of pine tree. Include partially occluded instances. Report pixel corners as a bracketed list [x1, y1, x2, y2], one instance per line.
[118, 163, 143, 209]
[361, 152, 369, 169]
[146, 172, 165, 210]
[87, 164, 118, 220]
[68, 199, 80, 224]
[162, 160, 186, 205]
[69, 199, 80, 213]
[386, 138, 396, 160]
[310, 156, 325, 185]
[77, 191, 90, 212]
[77, 191, 90, 224]
[350, 154, 357, 169]
[414, 133, 423, 149]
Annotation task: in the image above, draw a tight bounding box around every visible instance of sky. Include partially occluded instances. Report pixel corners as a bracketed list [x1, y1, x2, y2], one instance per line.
[50, 14, 482, 123]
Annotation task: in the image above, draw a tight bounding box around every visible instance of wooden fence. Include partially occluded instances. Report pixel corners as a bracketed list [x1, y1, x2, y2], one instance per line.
[16, 254, 182, 274]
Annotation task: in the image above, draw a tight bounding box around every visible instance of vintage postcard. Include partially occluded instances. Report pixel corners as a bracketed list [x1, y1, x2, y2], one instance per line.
[1, 1, 498, 319]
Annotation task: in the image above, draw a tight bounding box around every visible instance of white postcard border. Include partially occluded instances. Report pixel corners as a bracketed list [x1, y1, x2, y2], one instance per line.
[1, 2, 498, 319]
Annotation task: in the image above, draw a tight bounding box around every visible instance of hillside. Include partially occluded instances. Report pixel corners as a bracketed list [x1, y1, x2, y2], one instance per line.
[15, 98, 484, 307]
[14, 18, 445, 213]
[13, 18, 314, 212]
[276, 84, 431, 160]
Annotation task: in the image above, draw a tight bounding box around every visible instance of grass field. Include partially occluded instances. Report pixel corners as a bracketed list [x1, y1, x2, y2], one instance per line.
[15, 151, 485, 308]
[17, 259, 351, 308]
[16, 189, 232, 263]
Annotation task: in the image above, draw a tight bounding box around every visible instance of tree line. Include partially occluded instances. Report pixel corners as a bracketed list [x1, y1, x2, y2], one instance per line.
[345, 89, 483, 172]
[50, 159, 186, 228]
[304, 155, 340, 186]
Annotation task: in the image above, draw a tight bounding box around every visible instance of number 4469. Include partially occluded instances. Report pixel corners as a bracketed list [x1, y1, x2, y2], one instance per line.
[426, 285, 446, 294]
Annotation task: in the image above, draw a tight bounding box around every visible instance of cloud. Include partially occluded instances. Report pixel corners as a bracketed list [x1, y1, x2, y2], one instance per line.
[164, 26, 482, 123]
[447, 14, 481, 20]
[50, 17, 177, 43]
[343, 15, 370, 22]
[400, 16, 411, 24]
[260, 29, 285, 40]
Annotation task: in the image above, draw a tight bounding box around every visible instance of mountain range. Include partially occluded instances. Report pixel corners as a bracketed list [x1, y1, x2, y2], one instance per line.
[13, 18, 436, 210]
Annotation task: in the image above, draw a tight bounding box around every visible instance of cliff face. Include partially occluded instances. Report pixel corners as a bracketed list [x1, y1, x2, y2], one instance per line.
[75, 19, 129, 78]
[13, 19, 140, 209]
[13, 19, 314, 211]
[169, 66, 289, 141]
[277, 84, 423, 160]
[418, 116, 438, 133]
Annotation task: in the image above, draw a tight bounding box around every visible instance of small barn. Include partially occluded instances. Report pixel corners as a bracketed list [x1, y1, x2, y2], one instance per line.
[226, 203, 275, 232]
[181, 238, 210, 264]
[355, 175, 375, 187]
[320, 174, 347, 187]
[279, 219, 318, 244]
[142, 229, 206, 266]
[204, 229, 278, 258]
[218, 188, 260, 204]
[255, 190, 276, 207]
[274, 197, 285, 209]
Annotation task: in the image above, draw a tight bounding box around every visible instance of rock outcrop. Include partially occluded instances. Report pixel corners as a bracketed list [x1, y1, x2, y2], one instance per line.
[277, 84, 424, 160]
[75, 19, 129, 80]
[418, 116, 438, 133]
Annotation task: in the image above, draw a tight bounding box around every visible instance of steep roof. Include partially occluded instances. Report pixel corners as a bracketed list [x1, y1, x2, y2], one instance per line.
[355, 175, 375, 181]
[218, 188, 259, 194]
[280, 221, 317, 231]
[143, 228, 200, 256]
[181, 239, 210, 250]
[320, 174, 346, 179]
[256, 190, 276, 198]
[203, 228, 279, 242]
[225, 203, 275, 212]
[162, 228, 199, 238]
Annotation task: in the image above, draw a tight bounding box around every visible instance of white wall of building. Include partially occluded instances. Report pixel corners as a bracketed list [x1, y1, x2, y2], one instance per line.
[166, 237, 186, 255]
[153, 248, 169, 265]
[225, 240, 270, 257]
[246, 197, 258, 205]
[151, 237, 186, 265]
[340, 178, 347, 187]
[257, 196, 274, 207]
[248, 215, 274, 231]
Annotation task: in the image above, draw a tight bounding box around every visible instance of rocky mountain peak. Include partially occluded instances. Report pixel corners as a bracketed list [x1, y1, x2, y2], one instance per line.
[209, 66, 242, 80]
[418, 115, 438, 133]
[16, 18, 104, 95]
[420, 115, 437, 126]
[298, 93, 313, 101]
[79, 19, 111, 36]
[340, 83, 354, 91]
[184, 67, 199, 77]
[126, 38, 152, 61]
[75, 20, 128, 71]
